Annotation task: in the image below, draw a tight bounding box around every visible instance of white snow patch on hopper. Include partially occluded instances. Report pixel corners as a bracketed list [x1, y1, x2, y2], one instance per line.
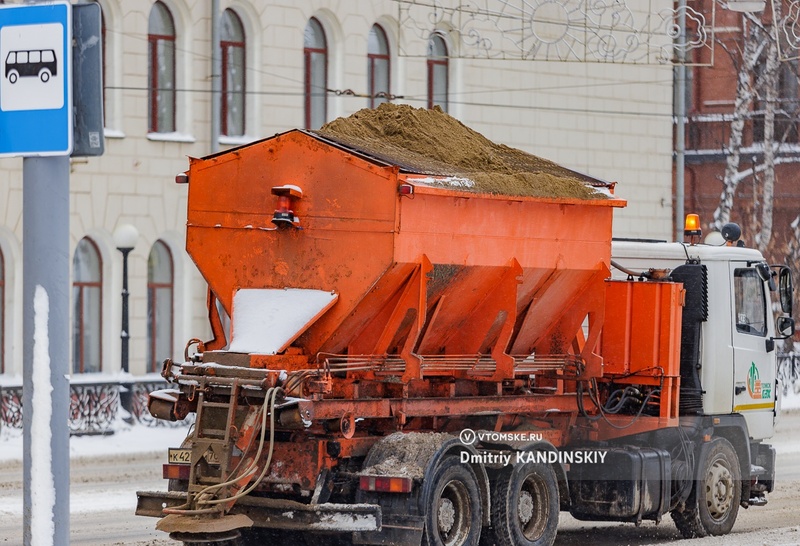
[229, 288, 338, 354]
[406, 175, 475, 188]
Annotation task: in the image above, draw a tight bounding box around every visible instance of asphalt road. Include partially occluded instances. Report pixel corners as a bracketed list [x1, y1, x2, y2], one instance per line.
[2, 413, 800, 545]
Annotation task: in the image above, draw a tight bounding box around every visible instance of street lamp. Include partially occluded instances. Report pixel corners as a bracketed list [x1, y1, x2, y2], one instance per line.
[113, 224, 138, 423]
[113, 224, 139, 374]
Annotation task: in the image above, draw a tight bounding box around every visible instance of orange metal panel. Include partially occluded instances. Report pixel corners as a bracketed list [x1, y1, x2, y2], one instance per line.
[395, 190, 618, 270]
[601, 280, 683, 377]
[186, 131, 399, 356]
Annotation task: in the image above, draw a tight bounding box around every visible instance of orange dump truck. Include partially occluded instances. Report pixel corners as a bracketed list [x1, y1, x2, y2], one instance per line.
[136, 107, 794, 546]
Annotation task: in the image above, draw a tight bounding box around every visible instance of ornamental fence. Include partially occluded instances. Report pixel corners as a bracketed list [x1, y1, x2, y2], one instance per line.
[0, 378, 192, 435]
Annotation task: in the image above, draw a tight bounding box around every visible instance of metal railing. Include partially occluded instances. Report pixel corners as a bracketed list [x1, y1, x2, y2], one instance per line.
[0, 378, 192, 435]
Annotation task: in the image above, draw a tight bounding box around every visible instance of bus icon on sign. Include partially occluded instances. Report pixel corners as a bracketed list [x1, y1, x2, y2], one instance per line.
[5, 49, 57, 83]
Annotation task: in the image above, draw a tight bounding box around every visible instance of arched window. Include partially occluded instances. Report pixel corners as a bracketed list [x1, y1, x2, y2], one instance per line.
[221, 9, 246, 137]
[304, 17, 327, 130]
[73, 238, 102, 374]
[427, 33, 449, 112]
[0, 248, 4, 374]
[147, 241, 174, 373]
[148, 1, 176, 133]
[367, 24, 390, 108]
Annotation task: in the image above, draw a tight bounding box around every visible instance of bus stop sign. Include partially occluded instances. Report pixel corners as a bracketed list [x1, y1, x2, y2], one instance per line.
[0, 1, 72, 157]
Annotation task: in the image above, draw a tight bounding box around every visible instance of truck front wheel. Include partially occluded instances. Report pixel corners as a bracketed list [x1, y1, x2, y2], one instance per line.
[671, 437, 741, 538]
[484, 461, 558, 546]
[423, 455, 483, 546]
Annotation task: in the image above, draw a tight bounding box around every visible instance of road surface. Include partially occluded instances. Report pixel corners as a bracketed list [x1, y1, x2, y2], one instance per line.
[1, 412, 800, 545]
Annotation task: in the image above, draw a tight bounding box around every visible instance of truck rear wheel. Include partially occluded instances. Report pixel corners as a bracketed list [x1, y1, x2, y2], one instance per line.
[423, 455, 483, 546]
[671, 437, 741, 538]
[484, 462, 558, 546]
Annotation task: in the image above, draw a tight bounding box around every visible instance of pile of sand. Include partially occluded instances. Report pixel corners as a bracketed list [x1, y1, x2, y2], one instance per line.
[316, 104, 606, 200]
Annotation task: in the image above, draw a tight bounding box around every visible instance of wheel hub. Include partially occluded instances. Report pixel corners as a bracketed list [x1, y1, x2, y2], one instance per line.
[518, 490, 534, 524]
[705, 461, 734, 519]
[438, 498, 456, 534]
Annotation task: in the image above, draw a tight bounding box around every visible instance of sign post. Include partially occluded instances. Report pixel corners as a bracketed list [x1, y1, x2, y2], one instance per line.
[0, 2, 72, 545]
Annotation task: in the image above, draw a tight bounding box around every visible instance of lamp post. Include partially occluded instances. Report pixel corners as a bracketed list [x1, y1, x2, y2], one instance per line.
[113, 224, 139, 421]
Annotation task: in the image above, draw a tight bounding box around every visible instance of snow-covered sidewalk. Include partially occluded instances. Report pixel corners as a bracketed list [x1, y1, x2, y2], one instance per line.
[0, 421, 188, 463]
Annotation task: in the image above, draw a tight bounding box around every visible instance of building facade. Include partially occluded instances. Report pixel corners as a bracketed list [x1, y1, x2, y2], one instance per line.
[683, 0, 800, 265]
[0, 1, 674, 392]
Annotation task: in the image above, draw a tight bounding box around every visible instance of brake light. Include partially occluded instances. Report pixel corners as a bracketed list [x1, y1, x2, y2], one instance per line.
[163, 464, 191, 481]
[359, 475, 413, 493]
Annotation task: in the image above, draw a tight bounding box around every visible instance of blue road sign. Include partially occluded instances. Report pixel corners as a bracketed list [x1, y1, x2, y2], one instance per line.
[0, 1, 72, 157]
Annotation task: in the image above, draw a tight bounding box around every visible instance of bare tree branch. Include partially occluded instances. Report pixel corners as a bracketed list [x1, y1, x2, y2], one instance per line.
[712, 20, 763, 231]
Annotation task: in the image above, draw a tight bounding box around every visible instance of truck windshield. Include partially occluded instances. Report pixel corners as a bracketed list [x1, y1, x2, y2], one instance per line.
[734, 268, 767, 336]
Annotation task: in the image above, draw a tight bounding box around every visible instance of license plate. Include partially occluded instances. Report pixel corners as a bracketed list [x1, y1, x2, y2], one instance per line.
[168, 447, 220, 465]
[168, 448, 192, 464]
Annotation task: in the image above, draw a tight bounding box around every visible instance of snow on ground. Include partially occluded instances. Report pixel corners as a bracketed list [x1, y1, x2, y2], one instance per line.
[0, 420, 189, 463]
[783, 387, 800, 410]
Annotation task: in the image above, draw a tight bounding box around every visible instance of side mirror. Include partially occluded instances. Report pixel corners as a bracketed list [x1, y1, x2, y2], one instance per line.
[756, 262, 777, 291]
[776, 316, 795, 339]
[779, 266, 793, 316]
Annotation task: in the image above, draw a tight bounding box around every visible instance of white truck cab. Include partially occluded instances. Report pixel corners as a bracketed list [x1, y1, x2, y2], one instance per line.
[611, 236, 794, 443]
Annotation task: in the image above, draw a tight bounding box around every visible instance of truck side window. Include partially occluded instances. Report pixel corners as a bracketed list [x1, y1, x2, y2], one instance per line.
[734, 268, 767, 336]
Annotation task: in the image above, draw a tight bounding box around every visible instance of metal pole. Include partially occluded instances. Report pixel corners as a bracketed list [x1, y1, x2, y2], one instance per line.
[119, 247, 133, 420]
[120, 247, 131, 373]
[211, 0, 221, 153]
[22, 156, 70, 546]
[675, 0, 687, 242]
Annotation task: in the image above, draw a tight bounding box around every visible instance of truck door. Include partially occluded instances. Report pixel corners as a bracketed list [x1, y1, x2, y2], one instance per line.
[730, 263, 775, 440]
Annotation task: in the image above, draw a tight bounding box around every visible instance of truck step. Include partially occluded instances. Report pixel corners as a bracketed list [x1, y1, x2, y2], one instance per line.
[748, 496, 768, 507]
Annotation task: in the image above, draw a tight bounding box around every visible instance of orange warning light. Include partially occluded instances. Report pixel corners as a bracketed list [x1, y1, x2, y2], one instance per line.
[684, 214, 701, 244]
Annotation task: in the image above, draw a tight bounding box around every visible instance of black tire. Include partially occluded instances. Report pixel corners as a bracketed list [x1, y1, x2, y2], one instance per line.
[484, 461, 558, 546]
[40, 69, 50, 83]
[423, 455, 483, 546]
[671, 437, 741, 538]
[8, 71, 18, 84]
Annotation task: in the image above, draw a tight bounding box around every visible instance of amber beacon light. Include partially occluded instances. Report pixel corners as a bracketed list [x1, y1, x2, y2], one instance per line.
[684, 214, 701, 245]
[271, 184, 303, 228]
